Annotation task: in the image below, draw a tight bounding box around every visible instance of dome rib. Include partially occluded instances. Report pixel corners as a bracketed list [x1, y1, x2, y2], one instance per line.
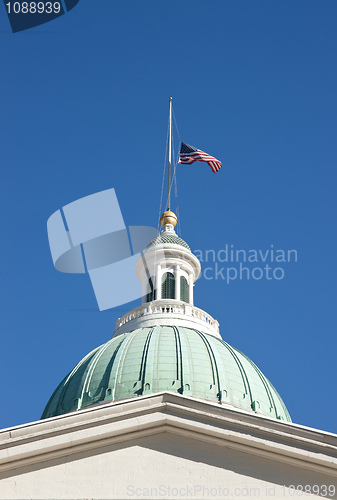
[59, 347, 100, 413]
[92, 337, 126, 405]
[267, 379, 291, 421]
[192, 329, 221, 400]
[80, 340, 113, 406]
[214, 338, 254, 404]
[138, 328, 154, 395]
[41, 346, 100, 419]
[173, 326, 183, 393]
[108, 334, 132, 400]
[177, 327, 193, 395]
[114, 330, 143, 399]
[251, 360, 291, 420]
[238, 349, 279, 418]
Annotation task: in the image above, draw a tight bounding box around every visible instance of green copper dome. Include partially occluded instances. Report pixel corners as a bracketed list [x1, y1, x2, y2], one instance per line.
[147, 233, 191, 251]
[41, 326, 291, 422]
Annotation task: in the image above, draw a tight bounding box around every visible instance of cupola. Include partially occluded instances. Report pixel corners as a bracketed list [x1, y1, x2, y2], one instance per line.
[135, 211, 200, 306]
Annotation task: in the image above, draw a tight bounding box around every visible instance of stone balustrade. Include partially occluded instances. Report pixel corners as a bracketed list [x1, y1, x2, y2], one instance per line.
[114, 300, 220, 336]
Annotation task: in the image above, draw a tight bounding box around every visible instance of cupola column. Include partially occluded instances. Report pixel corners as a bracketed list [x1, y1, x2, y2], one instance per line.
[142, 277, 148, 304]
[188, 274, 194, 305]
[175, 265, 181, 300]
[156, 264, 162, 300]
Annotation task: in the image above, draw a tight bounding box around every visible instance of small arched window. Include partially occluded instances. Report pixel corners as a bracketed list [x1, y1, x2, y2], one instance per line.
[161, 272, 175, 299]
[180, 276, 189, 303]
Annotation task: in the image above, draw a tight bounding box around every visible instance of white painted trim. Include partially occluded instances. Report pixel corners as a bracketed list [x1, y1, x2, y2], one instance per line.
[0, 393, 336, 476]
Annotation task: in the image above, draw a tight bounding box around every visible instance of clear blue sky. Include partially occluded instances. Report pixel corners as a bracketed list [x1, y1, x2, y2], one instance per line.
[1, 1, 336, 434]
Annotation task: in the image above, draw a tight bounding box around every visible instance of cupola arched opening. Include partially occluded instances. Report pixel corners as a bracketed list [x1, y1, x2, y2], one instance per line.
[161, 272, 175, 299]
[146, 276, 155, 302]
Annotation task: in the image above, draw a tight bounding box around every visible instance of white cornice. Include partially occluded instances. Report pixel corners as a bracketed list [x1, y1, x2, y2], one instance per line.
[0, 393, 336, 475]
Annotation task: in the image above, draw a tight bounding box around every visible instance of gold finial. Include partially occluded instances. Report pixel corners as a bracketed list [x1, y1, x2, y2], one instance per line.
[160, 210, 178, 228]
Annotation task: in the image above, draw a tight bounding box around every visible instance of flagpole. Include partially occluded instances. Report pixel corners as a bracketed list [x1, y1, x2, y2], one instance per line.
[168, 97, 172, 211]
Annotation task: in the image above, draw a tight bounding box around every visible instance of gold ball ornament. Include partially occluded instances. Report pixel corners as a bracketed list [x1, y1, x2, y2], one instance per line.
[160, 210, 178, 228]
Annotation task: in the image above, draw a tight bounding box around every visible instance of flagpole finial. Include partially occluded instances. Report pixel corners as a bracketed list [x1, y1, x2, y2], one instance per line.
[169, 97, 172, 101]
[160, 210, 177, 228]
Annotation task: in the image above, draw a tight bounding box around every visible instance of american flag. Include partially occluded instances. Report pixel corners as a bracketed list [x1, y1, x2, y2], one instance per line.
[178, 142, 222, 173]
